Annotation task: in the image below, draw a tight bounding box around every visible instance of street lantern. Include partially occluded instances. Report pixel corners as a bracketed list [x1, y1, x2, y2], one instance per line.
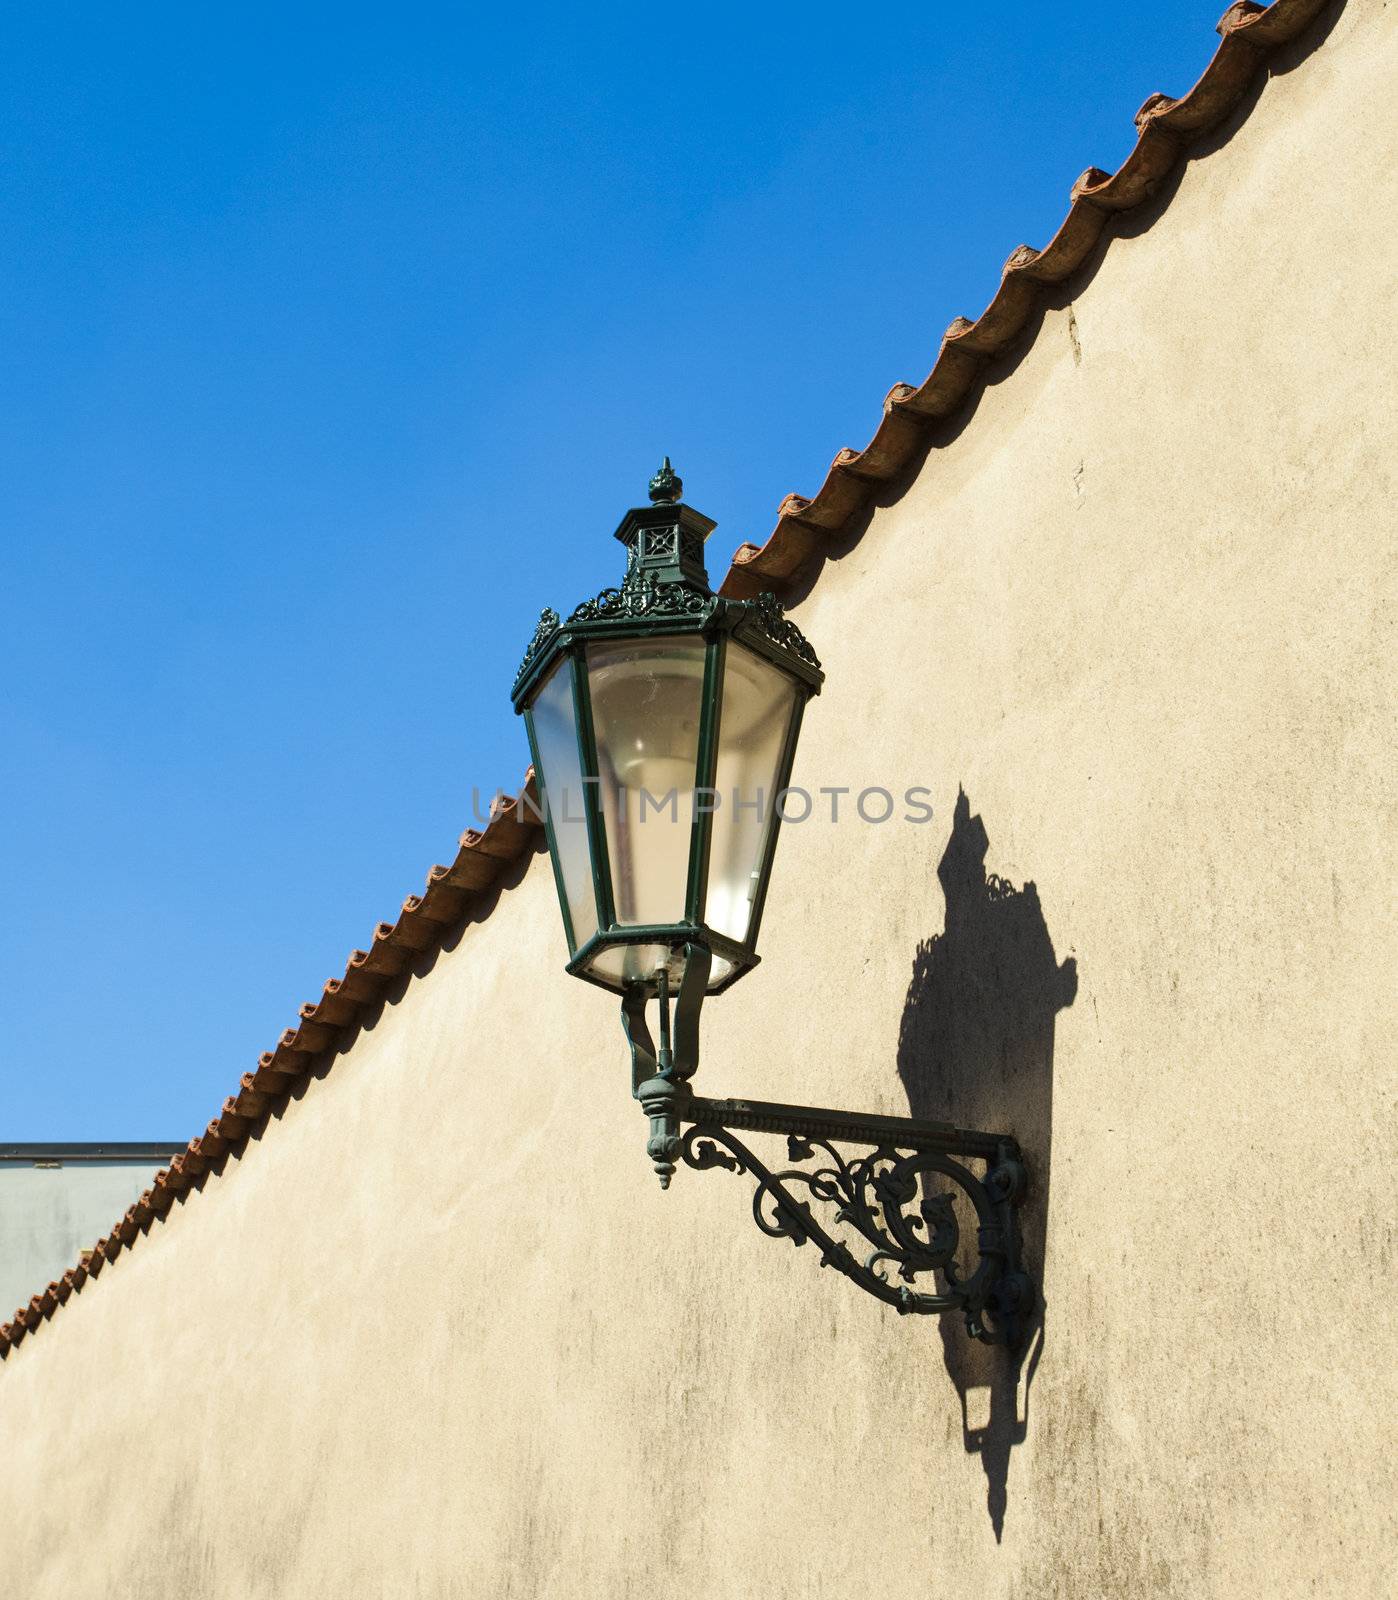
[512, 463, 1035, 1347]
[511, 458, 822, 1000]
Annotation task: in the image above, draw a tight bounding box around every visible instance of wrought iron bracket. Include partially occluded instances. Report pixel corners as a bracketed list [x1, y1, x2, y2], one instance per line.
[621, 977, 1035, 1348]
[679, 1095, 1032, 1347]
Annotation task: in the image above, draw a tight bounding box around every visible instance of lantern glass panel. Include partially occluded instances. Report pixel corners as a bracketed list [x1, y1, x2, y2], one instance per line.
[705, 643, 801, 945]
[525, 655, 597, 954]
[586, 635, 707, 929]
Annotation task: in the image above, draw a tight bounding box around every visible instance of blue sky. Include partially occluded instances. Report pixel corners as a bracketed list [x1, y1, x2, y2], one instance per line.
[3, 2, 1223, 1138]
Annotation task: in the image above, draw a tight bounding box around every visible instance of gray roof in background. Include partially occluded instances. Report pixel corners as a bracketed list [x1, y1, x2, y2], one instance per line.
[0, 1147, 186, 1320]
[1, 1144, 185, 1163]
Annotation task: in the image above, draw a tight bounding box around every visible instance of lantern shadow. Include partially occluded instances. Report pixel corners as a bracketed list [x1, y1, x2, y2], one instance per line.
[897, 789, 1076, 1543]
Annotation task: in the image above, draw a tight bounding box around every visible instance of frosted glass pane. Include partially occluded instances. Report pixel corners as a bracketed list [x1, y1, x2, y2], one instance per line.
[526, 657, 597, 954]
[586, 636, 706, 929]
[706, 643, 799, 945]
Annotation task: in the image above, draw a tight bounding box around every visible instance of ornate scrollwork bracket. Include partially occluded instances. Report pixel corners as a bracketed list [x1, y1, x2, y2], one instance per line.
[619, 975, 1035, 1347]
[679, 1099, 1032, 1347]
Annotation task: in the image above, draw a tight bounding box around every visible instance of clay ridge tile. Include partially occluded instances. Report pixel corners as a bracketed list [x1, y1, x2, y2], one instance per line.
[0, 0, 1333, 1361]
[719, 0, 1332, 599]
[0, 782, 538, 1358]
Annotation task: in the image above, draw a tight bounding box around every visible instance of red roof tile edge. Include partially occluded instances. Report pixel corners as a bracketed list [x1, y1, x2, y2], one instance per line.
[719, 0, 1334, 600]
[0, 0, 1332, 1362]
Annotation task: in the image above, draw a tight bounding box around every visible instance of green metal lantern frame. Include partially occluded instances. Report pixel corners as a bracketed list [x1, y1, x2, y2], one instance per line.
[510, 463, 1036, 1350]
[511, 463, 823, 1001]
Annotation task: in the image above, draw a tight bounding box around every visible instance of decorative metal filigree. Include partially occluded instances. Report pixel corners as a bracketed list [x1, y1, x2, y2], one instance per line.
[512, 606, 561, 694]
[514, 584, 821, 684]
[741, 590, 822, 671]
[568, 570, 715, 626]
[671, 1098, 1032, 1346]
[639, 527, 678, 562]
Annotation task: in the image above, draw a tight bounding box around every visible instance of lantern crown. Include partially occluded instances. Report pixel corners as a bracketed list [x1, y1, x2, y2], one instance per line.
[511, 464, 820, 711]
[611, 458, 716, 591]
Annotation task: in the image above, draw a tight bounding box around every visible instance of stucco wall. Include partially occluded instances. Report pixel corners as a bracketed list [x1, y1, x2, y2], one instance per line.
[1, 3, 1393, 1595]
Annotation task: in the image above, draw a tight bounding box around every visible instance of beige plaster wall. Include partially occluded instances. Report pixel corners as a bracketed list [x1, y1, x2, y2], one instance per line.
[2, 3, 1393, 1595]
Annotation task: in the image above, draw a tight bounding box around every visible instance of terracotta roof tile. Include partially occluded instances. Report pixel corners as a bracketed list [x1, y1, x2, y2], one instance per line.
[0, 0, 1335, 1360]
[720, 0, 1332, 600]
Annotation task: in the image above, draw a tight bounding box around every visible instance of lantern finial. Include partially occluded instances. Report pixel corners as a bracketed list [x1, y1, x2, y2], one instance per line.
[648, 457, 683, 504]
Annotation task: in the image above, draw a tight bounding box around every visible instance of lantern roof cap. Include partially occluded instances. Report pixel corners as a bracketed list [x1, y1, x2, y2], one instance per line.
[610, 462, 717, 588]
[512, 462, 822, 709]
